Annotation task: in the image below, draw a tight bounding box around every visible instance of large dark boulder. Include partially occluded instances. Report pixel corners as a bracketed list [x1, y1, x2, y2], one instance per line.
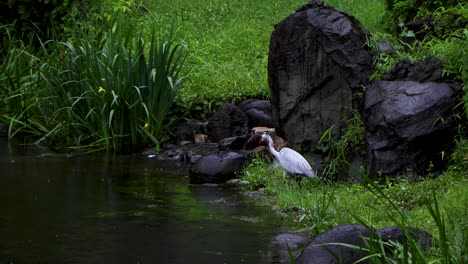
[296, 224, 372, 264]
[268, 0, 374, 148]
[189, 151, 247, 184]
[364, 80, 461, 177]
[206, 103, 249, 142]
[296, 225, 433, 264]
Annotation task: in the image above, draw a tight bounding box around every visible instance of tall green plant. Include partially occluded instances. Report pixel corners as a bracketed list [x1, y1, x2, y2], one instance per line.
[0, 25, 45, 138]
[40, 21, 186, 151]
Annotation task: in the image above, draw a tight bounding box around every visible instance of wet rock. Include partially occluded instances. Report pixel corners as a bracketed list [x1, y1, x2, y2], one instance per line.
[218, 134, 250, 151]
[174, 120, 206, 144]
[404, 18, 433, 41]
[296, 224, 372, 264]
[268, 0, 374, 149]
[206, 103, 249, 142]
[296, 224, 433, 264]
[376, 226, 433, 251]
[377, 41, 394, 53]
[238, 99, 274, 128]
[267, 233, 308, 263]
[144, 143, 220, 164]
[162, 143, 177, 151]
[364, 80, 461, 177]
[248, 191, 263, 198]
[189, 151, 247, 184]
[144, 132, 265, 185]
[244, 133, 265, 151]
[382, 56, 445, 83]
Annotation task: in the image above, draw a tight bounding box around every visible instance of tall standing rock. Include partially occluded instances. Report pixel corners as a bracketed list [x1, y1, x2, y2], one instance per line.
[268, 0, 374, 149]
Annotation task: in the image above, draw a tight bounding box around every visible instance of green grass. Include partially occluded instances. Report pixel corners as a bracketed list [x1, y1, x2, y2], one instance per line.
[139, 0, 305, 110]
[242, 153, 467, 262]
[325, 0, 386, 33]
[135, 0, 386, 112]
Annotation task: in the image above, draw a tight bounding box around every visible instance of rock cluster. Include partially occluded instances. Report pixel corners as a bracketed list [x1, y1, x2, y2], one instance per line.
[267, 0, 463, 179]
[146, 100, 278, 184]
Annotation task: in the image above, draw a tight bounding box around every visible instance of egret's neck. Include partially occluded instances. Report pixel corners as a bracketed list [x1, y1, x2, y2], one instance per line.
[266, 137, 280, 160]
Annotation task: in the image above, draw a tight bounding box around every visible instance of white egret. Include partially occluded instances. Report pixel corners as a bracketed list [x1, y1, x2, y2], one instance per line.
[261, 133, 316, 178]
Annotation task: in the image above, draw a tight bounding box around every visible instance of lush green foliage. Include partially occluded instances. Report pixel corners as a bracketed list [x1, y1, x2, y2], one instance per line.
[0, 18, 186, 151]
[384, 0, 465, 33]
[0, 0, 73, 39]
[368, 1, 468, 117]
[0, 25, 45, 138]
[0, 0, 144, 40]
[39, 22, 186, 151]
[242, 153, 467, 262]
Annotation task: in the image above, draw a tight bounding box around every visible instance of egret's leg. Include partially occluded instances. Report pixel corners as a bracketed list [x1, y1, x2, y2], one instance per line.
[283, 170, 286, 179]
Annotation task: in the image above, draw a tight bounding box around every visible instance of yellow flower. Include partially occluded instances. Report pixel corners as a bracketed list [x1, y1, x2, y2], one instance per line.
[101, 77, 106, 81]
[98, 86, 106, 93]
[144, 123, 149, 129]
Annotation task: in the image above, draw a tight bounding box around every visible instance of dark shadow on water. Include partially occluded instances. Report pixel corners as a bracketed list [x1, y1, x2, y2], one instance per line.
[0, 139, 287, 263]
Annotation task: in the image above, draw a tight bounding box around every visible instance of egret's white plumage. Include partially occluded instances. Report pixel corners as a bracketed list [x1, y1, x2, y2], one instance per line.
[261, 133, 316, 178]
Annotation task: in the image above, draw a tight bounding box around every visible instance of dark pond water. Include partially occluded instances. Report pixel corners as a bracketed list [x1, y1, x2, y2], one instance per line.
[0, 139, 288, 264]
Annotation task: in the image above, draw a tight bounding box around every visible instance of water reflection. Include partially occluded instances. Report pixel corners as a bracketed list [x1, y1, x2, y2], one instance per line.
[0, 139, 285, 263]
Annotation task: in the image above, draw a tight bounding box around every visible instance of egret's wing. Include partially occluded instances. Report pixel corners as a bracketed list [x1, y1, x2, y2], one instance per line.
[278, 148, 315, 177]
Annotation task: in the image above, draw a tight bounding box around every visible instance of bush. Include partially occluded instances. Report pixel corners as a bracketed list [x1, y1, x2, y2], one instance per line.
[384, 0, 466, 37]
[1, 0, 77, 40]
[37, 22, 187, 151]
[0, 25, 44, 138]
